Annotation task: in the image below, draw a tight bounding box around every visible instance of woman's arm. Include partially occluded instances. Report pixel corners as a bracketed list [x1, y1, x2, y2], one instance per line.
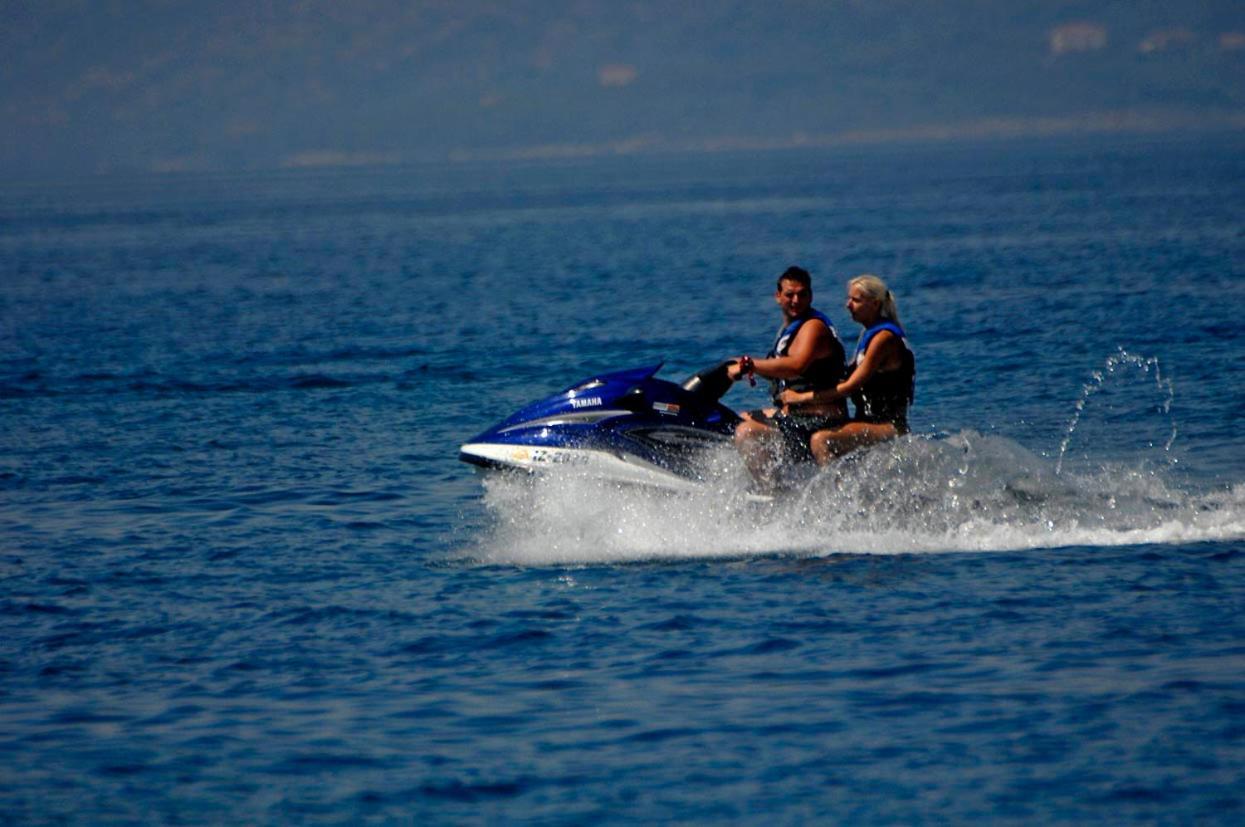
[835, 330, 897, 397]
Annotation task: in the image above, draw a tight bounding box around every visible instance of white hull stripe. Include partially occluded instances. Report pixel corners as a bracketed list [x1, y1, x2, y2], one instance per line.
[460, 442, 706, 492]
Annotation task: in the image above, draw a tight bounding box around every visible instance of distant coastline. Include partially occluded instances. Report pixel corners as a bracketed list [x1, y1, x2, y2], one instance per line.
[44, 108, 1245, 179]
[436, 109, 1245, 165]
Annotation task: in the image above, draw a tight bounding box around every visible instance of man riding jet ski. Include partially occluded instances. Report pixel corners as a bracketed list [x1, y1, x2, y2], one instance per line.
[725, 265, 847, 484]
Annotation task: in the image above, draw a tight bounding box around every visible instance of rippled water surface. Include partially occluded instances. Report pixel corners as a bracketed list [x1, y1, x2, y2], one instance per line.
[2, 137, 1244, 823]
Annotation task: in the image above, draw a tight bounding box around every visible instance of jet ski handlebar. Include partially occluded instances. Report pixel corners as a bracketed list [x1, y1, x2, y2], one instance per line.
[679, 360, 738, 402]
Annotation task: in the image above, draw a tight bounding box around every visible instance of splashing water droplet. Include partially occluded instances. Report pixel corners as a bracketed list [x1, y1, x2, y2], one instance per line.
[1056, 348, 1177, 475]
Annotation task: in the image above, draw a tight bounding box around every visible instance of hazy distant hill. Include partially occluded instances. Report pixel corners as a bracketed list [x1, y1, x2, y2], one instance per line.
[3, 0, 1243, 176]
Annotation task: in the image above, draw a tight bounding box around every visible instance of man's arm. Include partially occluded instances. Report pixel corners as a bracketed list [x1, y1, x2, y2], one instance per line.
[749, 320, 830, 379]
[780, 330, 897, 403]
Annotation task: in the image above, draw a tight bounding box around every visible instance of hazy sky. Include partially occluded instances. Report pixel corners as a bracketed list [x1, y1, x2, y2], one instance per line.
[4, 1, 1244, 177]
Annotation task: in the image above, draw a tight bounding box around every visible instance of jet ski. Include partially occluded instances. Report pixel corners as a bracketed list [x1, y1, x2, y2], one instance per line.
[459, 360, 743, 493]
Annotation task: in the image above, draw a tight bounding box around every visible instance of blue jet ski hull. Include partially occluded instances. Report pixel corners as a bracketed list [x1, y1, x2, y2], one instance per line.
[460, 362, 743, 491]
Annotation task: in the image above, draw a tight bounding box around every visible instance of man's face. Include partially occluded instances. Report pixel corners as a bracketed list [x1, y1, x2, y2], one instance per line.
[774, 278, 812, 321]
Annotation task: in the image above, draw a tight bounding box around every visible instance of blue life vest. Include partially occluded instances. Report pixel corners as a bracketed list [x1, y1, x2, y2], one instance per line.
[851, 320, 908, 364]
[769, 309, 838, 360]
[850, 319, 915, 431]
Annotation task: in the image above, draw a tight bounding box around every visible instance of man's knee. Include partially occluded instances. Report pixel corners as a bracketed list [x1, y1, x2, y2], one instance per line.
[809, 431, 834, 465]
[734, 419, 769, 448]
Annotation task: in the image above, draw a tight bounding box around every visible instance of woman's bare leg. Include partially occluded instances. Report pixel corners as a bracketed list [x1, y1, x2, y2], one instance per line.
[809, 422, 897, 465]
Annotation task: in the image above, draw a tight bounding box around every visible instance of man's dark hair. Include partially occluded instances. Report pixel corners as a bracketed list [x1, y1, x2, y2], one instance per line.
[777, 265, 812, 290]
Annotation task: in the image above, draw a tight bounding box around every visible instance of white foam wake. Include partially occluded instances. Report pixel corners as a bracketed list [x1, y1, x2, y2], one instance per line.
[468, 432, 1245, 566]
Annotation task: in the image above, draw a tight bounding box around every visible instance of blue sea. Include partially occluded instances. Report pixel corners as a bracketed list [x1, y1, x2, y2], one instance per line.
[2, 136, 1244, 824]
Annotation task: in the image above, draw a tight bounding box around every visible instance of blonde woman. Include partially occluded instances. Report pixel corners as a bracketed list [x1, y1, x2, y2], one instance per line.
[778, 275, 914, 464]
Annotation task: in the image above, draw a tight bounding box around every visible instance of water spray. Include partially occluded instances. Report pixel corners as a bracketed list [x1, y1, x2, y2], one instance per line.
[1056, 347, 1177, 475]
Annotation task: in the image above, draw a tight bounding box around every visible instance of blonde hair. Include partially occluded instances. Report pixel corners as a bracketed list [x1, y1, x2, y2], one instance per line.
[848, 274, 900, 324]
